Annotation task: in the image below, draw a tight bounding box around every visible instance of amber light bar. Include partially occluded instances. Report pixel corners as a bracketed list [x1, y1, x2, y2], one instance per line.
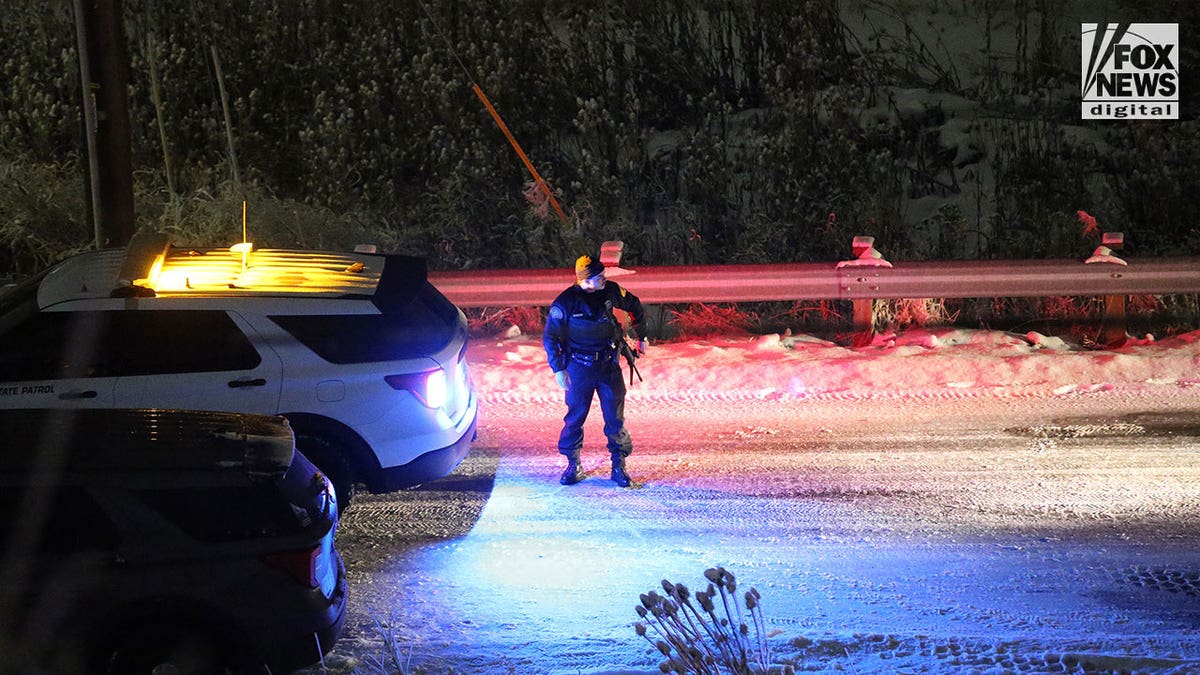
[146, 247, 379, 295]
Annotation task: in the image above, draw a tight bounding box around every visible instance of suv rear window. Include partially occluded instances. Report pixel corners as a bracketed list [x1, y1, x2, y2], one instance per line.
[270, 285, 459, 363]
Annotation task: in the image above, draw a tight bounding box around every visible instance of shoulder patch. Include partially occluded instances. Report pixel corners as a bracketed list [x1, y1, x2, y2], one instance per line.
[619, 286, 628, 298]
[549, 305, 565, 320]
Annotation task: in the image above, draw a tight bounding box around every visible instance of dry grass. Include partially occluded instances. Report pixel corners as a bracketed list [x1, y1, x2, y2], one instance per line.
[668, 304, 758, 339]
[873, 298, 959, 330]
[465, 307, 544, 338]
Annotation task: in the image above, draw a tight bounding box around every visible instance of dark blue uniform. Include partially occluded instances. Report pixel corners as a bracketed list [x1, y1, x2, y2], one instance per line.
[543, 280, 646, 459]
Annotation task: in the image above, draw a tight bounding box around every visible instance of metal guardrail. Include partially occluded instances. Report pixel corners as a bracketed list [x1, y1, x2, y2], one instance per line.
[429, 256, 1200, 307]
[428, 238, 1200, 347]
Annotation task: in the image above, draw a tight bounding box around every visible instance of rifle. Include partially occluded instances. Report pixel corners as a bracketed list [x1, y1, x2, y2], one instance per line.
[605, 300, 643, 385]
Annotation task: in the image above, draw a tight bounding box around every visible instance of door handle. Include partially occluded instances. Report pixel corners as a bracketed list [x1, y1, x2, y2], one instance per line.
[228, 378, 267, 388]
[58, 390, 98, 400]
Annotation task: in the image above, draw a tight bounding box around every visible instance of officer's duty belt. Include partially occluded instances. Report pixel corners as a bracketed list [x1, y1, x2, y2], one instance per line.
[570, 349, 613, 365]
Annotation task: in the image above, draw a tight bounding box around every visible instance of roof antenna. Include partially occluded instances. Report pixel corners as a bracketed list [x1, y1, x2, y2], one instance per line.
[232, 199, 253, 271]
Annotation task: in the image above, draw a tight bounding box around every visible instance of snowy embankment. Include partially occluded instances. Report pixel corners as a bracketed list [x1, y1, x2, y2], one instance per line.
[469, 327, 1200, 403]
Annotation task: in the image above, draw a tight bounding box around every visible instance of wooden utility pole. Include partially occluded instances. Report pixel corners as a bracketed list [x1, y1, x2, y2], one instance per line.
[74, 0, 136, 247]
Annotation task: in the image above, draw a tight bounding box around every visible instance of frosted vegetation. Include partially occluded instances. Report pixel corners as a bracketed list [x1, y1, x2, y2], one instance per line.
[2, 0, 1197, 279]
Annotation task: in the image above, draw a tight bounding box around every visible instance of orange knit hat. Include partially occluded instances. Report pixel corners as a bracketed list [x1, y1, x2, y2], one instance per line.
[575, 255, 604, 282]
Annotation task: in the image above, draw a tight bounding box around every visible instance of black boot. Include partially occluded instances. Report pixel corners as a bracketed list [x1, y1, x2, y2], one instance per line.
[610, 454, 631, 487]
[560, 451, 582, 485]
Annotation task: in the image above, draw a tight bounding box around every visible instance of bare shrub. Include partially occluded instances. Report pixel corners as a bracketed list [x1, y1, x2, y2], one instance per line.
[634, 567, 793, 675]
[361, 610, 413, 675]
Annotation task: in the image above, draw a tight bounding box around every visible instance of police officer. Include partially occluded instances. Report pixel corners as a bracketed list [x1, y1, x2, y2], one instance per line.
[543, 254, 647, 487]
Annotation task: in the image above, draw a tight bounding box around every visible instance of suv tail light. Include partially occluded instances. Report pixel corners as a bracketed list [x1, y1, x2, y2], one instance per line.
[385, 369, 447, 408]
[262, 546, 320, 588]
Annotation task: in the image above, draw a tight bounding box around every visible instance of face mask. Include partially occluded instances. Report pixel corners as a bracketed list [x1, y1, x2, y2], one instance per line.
[579, 274, 606, 292]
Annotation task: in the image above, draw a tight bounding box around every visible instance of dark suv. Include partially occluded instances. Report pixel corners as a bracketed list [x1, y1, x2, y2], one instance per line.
[0, 408, 347, 674]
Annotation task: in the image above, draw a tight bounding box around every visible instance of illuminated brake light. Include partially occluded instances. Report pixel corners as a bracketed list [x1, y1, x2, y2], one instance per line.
[425, 369, 447, 408]
[385, 369, 448, 408]
[262, 546, 319, 587]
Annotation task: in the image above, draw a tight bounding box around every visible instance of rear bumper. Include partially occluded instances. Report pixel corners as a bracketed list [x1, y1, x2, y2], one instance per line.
[373, 415, 477, 492]
[266, 550, 349, 673]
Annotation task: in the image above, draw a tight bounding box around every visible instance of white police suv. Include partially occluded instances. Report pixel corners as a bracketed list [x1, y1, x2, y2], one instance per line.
[0, 231, 477, 503]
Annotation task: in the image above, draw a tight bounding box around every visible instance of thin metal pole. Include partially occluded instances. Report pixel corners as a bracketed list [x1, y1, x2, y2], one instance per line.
[72, 0, 103, 249]
[147, 33, 175, 196]
[210, 45, 240, 186]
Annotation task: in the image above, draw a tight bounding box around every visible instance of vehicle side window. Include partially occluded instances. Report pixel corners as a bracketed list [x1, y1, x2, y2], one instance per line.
[0, 310, 260, 380]
[270, 289, 457, 363]
[99, 311, 261, 376]
[0, 311, 110, 381]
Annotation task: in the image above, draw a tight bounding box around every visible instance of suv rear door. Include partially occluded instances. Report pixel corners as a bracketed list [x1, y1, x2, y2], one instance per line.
[110, 310, 283, 413]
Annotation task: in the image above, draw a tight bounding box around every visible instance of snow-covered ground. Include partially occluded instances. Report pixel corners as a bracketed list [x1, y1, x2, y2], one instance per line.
[471, 326, 1197, 405]
[312, 326, 1200, 675]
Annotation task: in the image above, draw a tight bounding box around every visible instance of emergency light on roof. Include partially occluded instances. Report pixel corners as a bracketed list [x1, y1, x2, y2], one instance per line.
[231, 241, 254, 272]
[113, 231, 381, 297]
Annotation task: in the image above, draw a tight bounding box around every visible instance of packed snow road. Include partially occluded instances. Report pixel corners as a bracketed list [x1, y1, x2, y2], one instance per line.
[310, 380, 1200, 674]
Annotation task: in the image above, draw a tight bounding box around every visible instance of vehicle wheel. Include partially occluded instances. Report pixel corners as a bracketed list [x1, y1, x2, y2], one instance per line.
[296, 433, 358, 509]
[95, 622, 245, 675]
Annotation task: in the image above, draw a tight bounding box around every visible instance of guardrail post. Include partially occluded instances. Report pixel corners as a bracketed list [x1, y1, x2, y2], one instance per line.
[851, 297, 874, 346]
[600, 240, 623, 268]
[1085, 232, 1128, 348]
[1103, 293, 1127, 346]
[837, 236, 892, 347]
[599, 239, 663, 334]
[850, 238, 873, 343]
